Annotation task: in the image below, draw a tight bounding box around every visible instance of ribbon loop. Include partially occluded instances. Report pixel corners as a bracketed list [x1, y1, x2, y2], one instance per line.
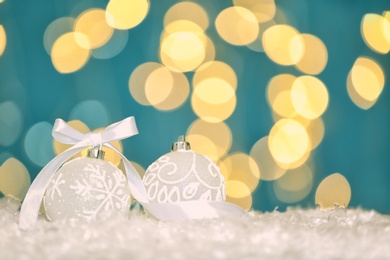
[86, 132, 103, 147]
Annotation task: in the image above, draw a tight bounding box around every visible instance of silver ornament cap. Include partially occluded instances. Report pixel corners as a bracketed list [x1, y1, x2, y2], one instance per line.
[171, 135, 191, 151]
[87, 145, 105, 160]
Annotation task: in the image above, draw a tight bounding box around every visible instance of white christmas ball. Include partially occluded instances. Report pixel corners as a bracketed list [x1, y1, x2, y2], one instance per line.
[44, 157, 131, 221]
[143, 150, 226, 203]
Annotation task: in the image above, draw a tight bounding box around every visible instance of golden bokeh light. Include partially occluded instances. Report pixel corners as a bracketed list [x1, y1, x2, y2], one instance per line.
[0, 25, 5, 56]
[152, 71, 190, 111]
[306, 117, 325, 150]
[192, 60, 237, 105]
[295, 34, 328, 75]
[129, 62, 190, 110]
[233, 0, 276, 23]
[315, 173, 351, 209]
[226, 192, 253, 211]
[361, 13, 390, 54]
[43, 17, 75, 55]
[194, 61, 237, 90]
[191, 91, 237, 123]
[290, 76, 329, 120]
[350, 57, 385, 102]
[273, 163, 313, 203]
[0, 158, 31, 201]
[246, 20, 276, 52]
[187, 119, 232, 161]
[186, 134, 219, 162]
[250, 136, 287, 181]
[74, 8, 114, 49]
[164, 2, 209, 31]
[144, 65, 174, 105]
[347, 71, 377, 110]
[160, 30, 206, 72]
[266, 74, 297, 117]
[215, 6, 259, 46]
[53, 120, 90, 156]
[268, 118, 311, 167]
[51, 32, 91, 73]
[262, 24, 303, 65]
[218, 152, 260, 193]
[194, 78, 235, 105]
[129, 62, 163, 106]
[226, 180, 252, 198]
[106, 0, 150, 30]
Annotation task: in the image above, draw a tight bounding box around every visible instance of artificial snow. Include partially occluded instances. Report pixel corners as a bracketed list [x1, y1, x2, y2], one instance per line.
[1, 197, 390, 260]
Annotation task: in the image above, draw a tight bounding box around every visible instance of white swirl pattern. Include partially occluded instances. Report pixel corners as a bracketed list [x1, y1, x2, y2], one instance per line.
[143, 150, 225, 203]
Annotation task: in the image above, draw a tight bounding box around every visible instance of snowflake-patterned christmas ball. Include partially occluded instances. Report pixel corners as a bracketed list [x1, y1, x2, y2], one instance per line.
[143, 147, 226, 203]
[44, 157, 131, 221]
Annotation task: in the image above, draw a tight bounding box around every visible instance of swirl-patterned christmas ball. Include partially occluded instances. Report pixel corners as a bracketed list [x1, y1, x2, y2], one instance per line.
[143, 136, 226, 203]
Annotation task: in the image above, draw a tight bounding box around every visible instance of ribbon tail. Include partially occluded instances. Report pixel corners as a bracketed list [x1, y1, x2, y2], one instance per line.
[18, 145, 87, 230]
[143, 201, 246, 221]
[104, 144, 149, 204]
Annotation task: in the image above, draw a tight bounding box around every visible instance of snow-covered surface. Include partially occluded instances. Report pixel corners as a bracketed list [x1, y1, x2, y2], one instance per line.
[1, 197, 390, 260]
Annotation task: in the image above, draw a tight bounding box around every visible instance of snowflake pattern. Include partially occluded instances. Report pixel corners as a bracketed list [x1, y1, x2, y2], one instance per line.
[44, 158, 131, 221]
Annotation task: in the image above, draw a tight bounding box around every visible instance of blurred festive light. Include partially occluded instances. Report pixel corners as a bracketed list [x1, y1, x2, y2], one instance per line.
[225, 180, 252, 198]
[51, 32, 91, 73]
[144, 65, 174, 105]
[43, 17, 75, 56]
[160, 30, 206, 72]
[349, 57, 385, 103]
[53, 120, 90, 156]
[129, 62, 162, 106]
[152, 70, 190, 111]
[262, 24, 303, 65]
[105, 0, 150, 30]
[246, 20, 276, 52]
[384, 11, 390, 43]
[295, 34, 328, 75]
[266, 74, 297, 118]
[250, 136, 287, 181]
[193, 61, 237, 105]
[0, 25, 7, 56]
[129, 62, 190, 110]
[69, 100, 109, 129]
[164, 2, 209, 31]
[361, 13, 390, 54]
[273, 163, 313, 203]
[215, 6, 259, 45]
[233, 0, 276, 23]
[268, 118, 311, 168]
[91, 29, 128, 59]
[218, 152, 260, 193]
[315, 173, 351, 209]
[193, 61, 237, 90]
[185, 134, 219, 163]
[305, 117, 325, 150]
[191, 91, 237, 123]
[24, 122, 55, 167]
[74, 8, 114, 49]
[0, 158, 31, 201]
[186, 119, 232, 161]
[347, 72, 377, 110]
[225, 192, 253, 211]
[290, 76, 329, 120]
[0, 101, 23, 146]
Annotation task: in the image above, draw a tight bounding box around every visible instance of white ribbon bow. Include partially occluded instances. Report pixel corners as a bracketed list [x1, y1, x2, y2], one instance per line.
[19, 117, 245, 230]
